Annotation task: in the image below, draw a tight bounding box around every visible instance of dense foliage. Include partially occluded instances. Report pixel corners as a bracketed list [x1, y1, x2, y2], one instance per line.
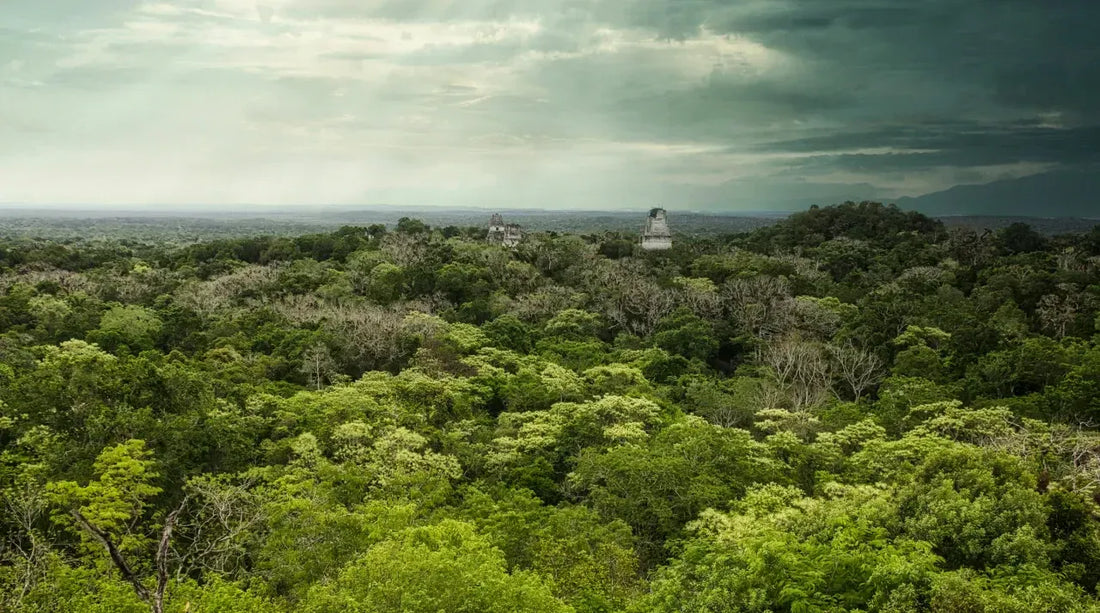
[2, 202, 1100, 612]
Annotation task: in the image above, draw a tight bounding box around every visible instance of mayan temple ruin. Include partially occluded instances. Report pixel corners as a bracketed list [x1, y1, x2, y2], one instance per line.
[640, 207, 672, 250]
[487, 213, 524, 248]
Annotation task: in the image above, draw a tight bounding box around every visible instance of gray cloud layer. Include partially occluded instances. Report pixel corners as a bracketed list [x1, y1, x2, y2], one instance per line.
[1, 0, 1097, 210]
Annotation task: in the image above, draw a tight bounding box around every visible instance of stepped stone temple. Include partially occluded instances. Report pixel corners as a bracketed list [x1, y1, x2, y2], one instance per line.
[640, 208, 672, 250]
[487, 213, 524, 248]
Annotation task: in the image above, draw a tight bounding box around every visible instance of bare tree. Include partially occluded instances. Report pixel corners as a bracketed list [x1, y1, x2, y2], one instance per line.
[176, 477, 264, 578]
[828, 340, 885, 401]
[773, 252, 829, 284]
[590, 261, 676, 336]
[274, 293, 323, 323]
[175, 264, 283, 319]
[762, 336, 831, 411]
[300, 343, 337, 390]
[12, 267, 90, 294]
[1088, 255, 1100, 275]
[753, 379, 789, 414]
[174, 280, 229, 319]
[276, 299, 411, 372]
[381, 233, 428, 267]
[984, 420, 1100, 508]
[896, 266, 949, 293]
[723, 276, 795, 343]
[1041, 423, 1100, 499]
[1056, 247, 1088, 273]
[71, 497, 188, 613]
[605, 285, 676, 337]
[334, 307, 410, 371]
[1036, 284, 1089, 339]
[1, 485, 50, 608]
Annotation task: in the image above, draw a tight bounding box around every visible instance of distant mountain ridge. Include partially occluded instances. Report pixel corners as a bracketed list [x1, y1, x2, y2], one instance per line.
[936, 216, 1098, 235]
[896, 167, 1100, 218]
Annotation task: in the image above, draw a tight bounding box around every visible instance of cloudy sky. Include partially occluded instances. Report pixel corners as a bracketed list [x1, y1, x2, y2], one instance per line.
[2, 0, 1097, 211]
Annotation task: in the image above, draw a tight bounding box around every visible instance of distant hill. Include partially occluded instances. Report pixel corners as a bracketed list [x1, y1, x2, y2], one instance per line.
[0, 208, 782, 242]
[937, 216, 1099, 235]
[897, 168, 1100, 218]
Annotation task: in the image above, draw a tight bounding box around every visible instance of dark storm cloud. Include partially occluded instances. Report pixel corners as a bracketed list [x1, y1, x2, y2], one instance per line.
[609, 76, 856, 141]
[995, 61, 1100, 121]
[701, 0, 1099, 121]
[455, 0, 1100, 168]
[3, 0, 1098, 210]
[599, 1, 1098, 108]
[758, 125, 1100, 169]
[590, 0, 1100, 209]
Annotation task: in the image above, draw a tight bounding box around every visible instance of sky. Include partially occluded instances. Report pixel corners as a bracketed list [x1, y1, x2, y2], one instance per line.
[1, 0, 1098, 212]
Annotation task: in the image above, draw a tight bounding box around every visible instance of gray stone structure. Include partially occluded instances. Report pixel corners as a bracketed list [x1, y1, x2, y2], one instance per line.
[487, 213, 523, 248]
[640, 207, 672, 250]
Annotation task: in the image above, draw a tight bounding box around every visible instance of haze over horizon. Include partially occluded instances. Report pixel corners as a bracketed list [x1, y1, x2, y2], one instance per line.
[2, 1, 1098, 214]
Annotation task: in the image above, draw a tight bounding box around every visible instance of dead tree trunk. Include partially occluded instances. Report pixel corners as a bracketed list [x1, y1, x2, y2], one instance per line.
[72, 496, 188, 613]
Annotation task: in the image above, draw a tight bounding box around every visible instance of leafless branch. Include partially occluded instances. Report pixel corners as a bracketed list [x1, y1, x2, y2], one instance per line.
[71, 496, 188, 613]
[71, 510, 152, 605]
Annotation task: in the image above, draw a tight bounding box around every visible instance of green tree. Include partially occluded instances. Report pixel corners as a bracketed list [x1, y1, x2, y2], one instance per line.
[652, 308, 718, 362]
[89, 305, 164, 352]
[571, 417, 782, 564]
[302, 520, 570, 613]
